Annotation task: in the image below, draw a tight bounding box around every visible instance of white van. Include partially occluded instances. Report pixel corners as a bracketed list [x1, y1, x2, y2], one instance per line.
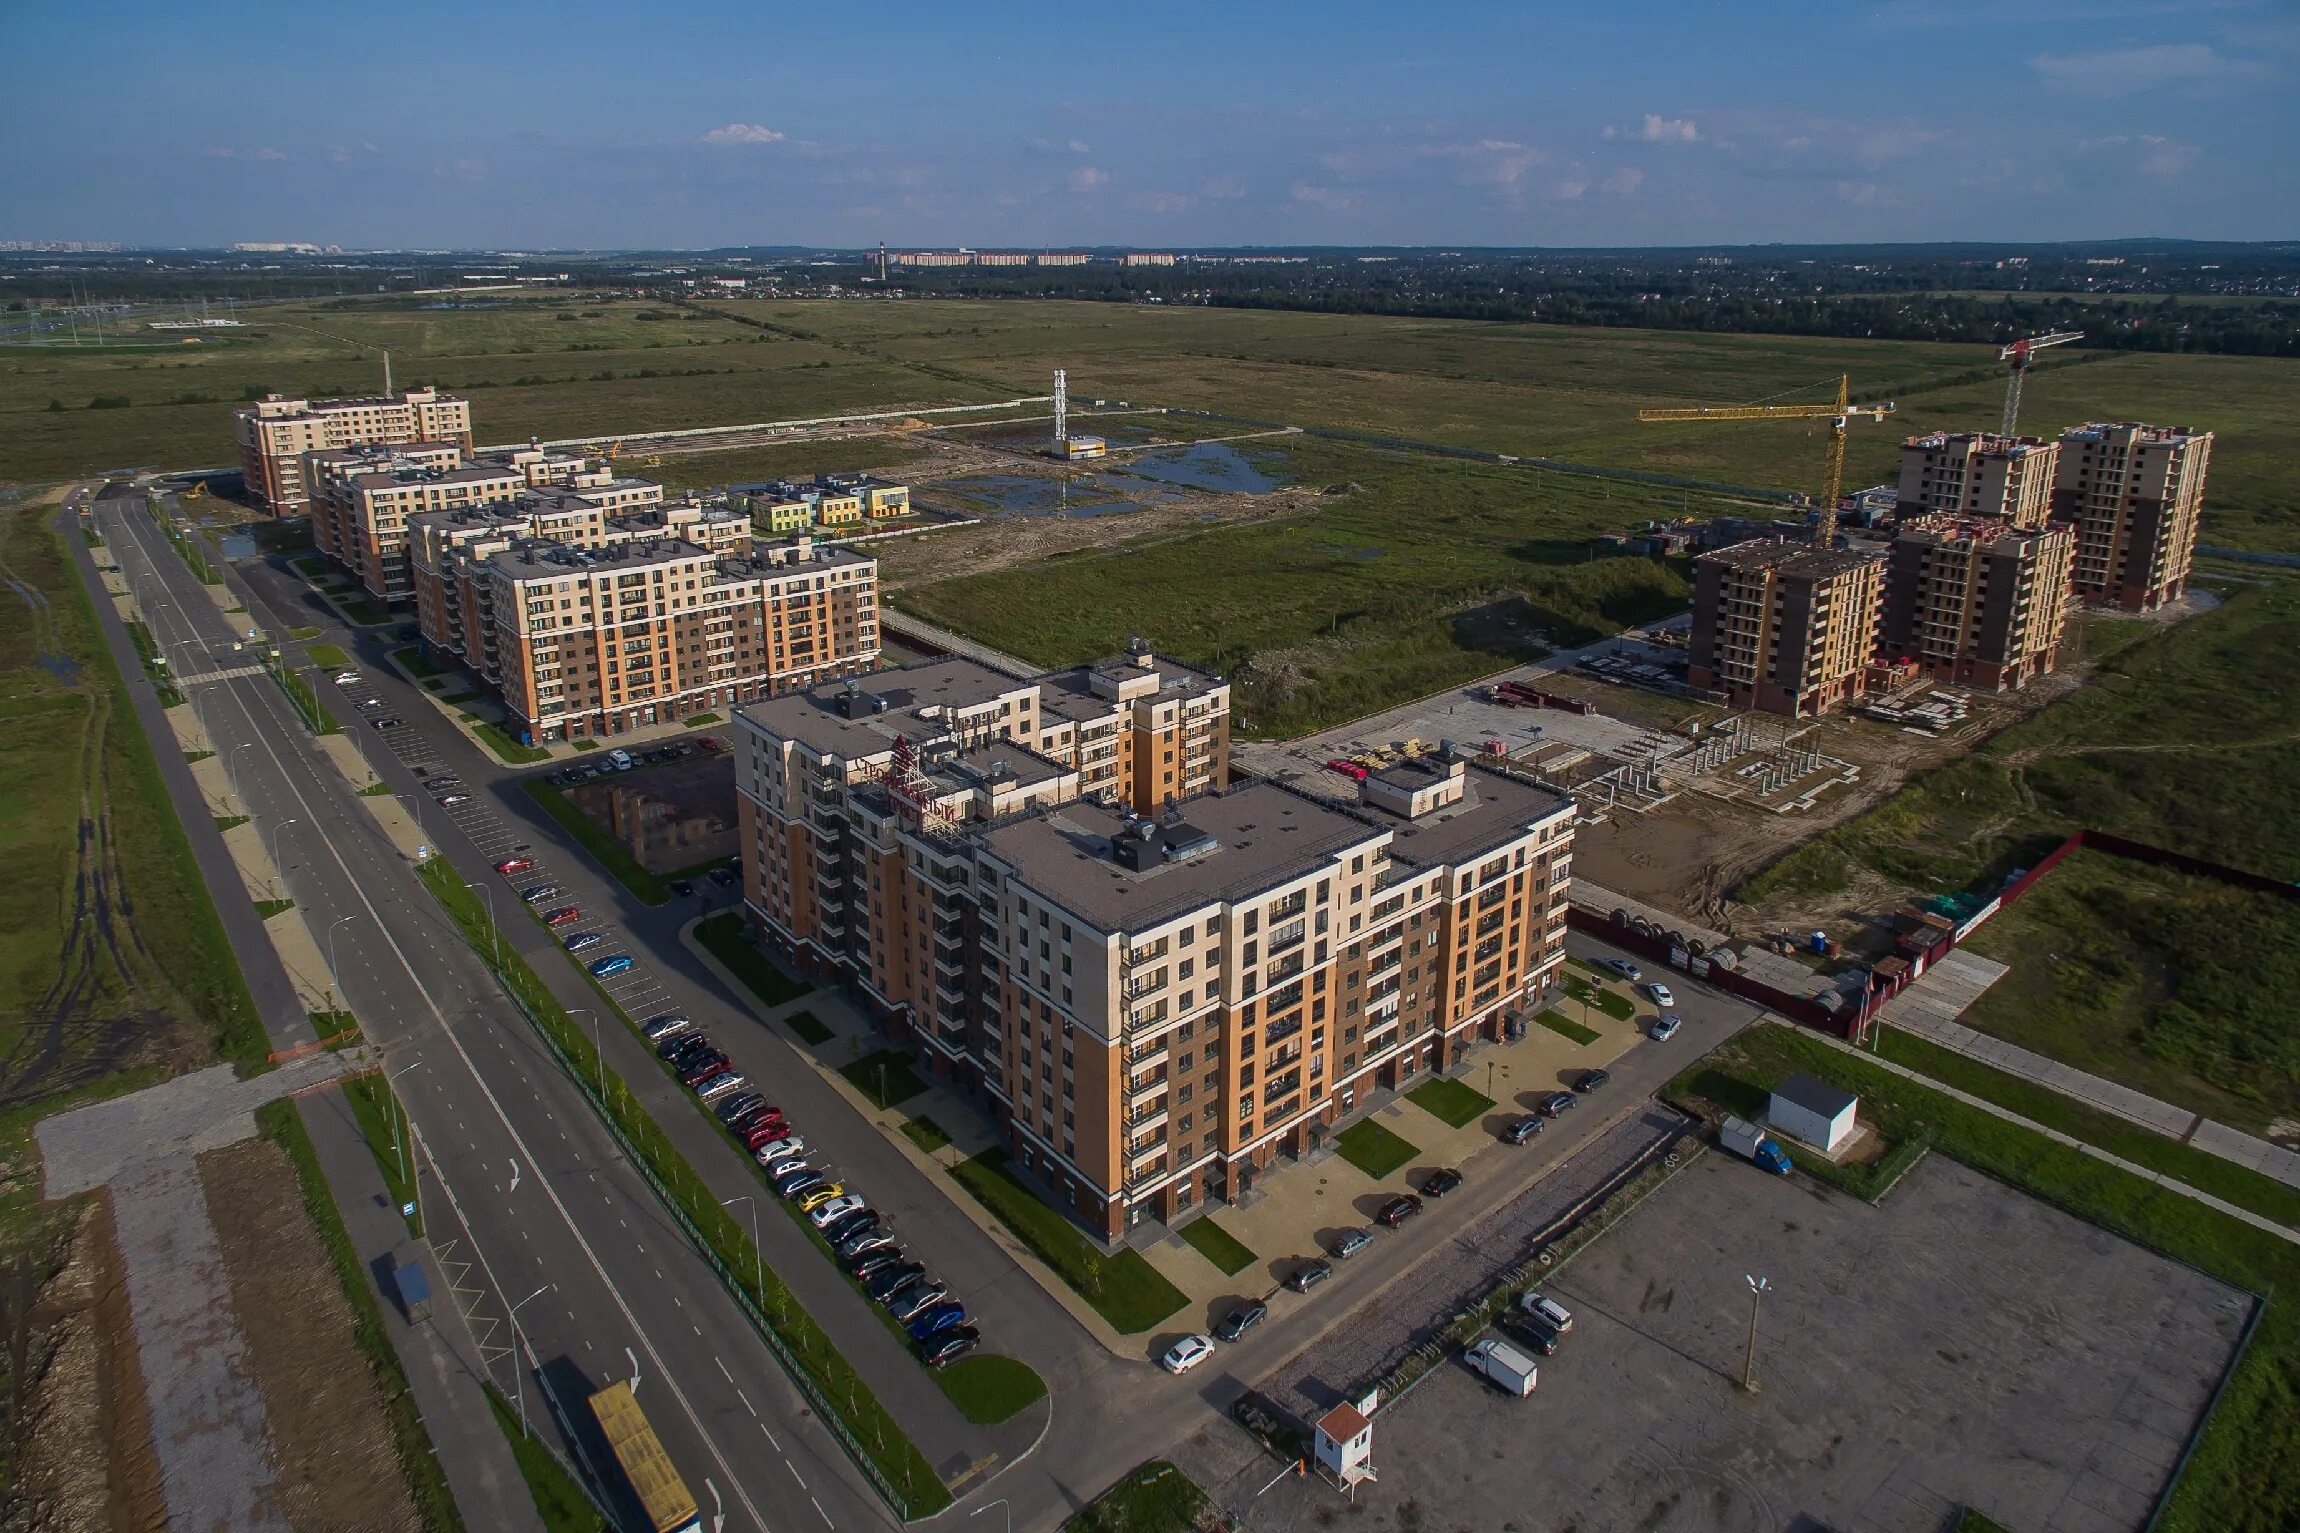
[608, 748, 635, 771]
[1463, 1337, 1538, 1397]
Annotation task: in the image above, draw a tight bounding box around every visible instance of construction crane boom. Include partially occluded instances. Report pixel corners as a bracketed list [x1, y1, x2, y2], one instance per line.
[1997, 330, 2082, 436]
[1638, 374, 1893, 548]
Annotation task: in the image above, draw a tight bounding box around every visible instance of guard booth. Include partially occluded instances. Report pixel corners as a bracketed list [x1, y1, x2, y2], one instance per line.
[1313, 1396, 1379, 1500]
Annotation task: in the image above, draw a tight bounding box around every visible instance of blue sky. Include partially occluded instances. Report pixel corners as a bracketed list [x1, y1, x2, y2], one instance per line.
[2, 0, 2292, 248]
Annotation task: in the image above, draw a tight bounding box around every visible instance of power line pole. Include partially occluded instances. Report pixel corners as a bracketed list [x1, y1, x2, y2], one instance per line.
[1741, 1273, 1770, 1394]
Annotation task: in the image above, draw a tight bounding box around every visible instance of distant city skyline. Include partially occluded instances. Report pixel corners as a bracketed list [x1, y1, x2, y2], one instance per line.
[3, 0, 2292, 249]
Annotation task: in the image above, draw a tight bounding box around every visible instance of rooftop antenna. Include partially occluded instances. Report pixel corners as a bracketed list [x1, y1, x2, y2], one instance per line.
[1052, 368, 1068, 445]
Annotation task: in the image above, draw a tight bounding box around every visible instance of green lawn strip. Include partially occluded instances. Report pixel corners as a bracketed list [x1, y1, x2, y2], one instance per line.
[1066, 1460, 1215, 1533]
[214, 813, 250, 832]
[276, 665, 340, 733]
[572, 738, 601, 751]
[412, 858, 951, 1516]
[1669, 1022, 2300, 1533]
[949, 1151, 1187, 1334]
[254, 898, 296, 920]
[1562, 974, 1636, 1020]
[1406, 1075, 1497, 1129]
[341, 1072, 423, 1237]
[475, 720, 551, 764]
[1954, 1510, 2012, 1533]
[933, 1355, 1048, 1426]
[482, 1384, 608, 1533]
[438, 691, 481, 706]
[255, 1099, 467, 1533]
[184, 748, 214, 764]
[842, 1049, 930, 1109]
[287, 625, 321, 640]
[1878, 1027, 2300, 1230]
[1567, 955, 1613, 978]
[694, 912, 815, 1007]
[358, 781, 392, 797]
[899, 1115, 952, 1154]
[1333, 1117, 1420, 1179]
[1535, 1009, 1601, 1046]
[785, 1009, 833, 1044]
[683, 712, 721, 727]
[336, 593, 390, 626]
[1175, 1215, 1257, 1276]
[390, 644, 442, 678]
[307, 642, 350, 669]
[522, 777, 668, 903]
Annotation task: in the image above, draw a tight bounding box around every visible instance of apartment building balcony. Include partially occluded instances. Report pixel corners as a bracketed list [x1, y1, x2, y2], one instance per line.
[1127, 1072, 1168, 1108]
[1126, 1038, 1170, 1072]
[1268, 918, 1306, 954]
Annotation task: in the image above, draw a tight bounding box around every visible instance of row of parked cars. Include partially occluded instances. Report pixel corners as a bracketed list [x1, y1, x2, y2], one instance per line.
[545, 735, 721, 789]
[1462, 1291, 1578, 1398]
[641, 1012, 981, 1368]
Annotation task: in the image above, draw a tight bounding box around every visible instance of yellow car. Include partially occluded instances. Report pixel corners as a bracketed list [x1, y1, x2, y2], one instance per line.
[796, 1183, 846, 1212]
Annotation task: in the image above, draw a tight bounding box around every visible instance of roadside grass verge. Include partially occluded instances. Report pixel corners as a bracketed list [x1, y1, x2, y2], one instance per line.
[358, 781, 392, 797]
[1878, 1027, 2300, 1230]
[1406, 1075, 1497, 1129]
[783, 1009, 833, 1044]
[899, 1115, 952, 1154]
[949, 1150, 1187, 1334]
[1334, 1118, 1420, 1180]
[522, 777, 668, 903]
[1669, 1021, 2300, 1533]
[341, 1072, 423, 1237]
[933, 1355, 1048, 1426]
[694, 912, 814, 1007]
[253, 898, 296, 920]
[257, 1098, 466, 1533]
[184, 748, 214, 764]
[287, 625, 321, 640]
[413, 857, 952, 1516]
[841, 1050, 929, 1109]
[335, 593, 390, 626]
[683, 712, 721, 727]
[391, 645, 442, 677]
[483, 1383, 607, 1533]
[1175, 1215, 1257, 1276]
[171, 525, 224, 584]
[214, 813, 250, 832]
[1535, 1009, 1600, 1046]
[307, 642, 350, 669]
[1562, 974, 1636, 1021]
[475, 720, 551, 764]
[276, 665, 340, 733]
[1065, 1460, 1213, 1533]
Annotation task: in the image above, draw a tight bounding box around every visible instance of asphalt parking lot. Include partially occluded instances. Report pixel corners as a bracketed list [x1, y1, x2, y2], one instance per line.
[1233, 1151, 2252, 1533]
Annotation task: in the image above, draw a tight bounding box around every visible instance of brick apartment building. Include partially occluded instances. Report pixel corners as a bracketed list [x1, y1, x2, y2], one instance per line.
[310, 442, 660, 605]
[2051, 422, 2214, 611]
[233, 388, 472, 515]
[411, 495, 874, 741]
[1895, 431, 2059, 527]
[1685, 541, 1886, 717]
[732, 657, 1572, 1239]
[1878, 516, 2075, 690]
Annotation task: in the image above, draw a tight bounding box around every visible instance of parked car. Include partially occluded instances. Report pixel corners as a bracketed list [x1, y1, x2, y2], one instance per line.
[1520, 1293, 1573, 1332]
[846, 1244, 902, 1278]
[714, 1092, 766, 1124]
[1284, 1259, 1334, 1294]
[564, 931, 603, 952]
[354, 695, 384, 709]
[677, 1054, 730, 1087]
[1645, 981, 1676, 1008]
[1574, 1068, 1610, 1094]
[822, 1210, 878, 1247]
[1502, 1313, 1561, 1356]
[436, 793, 471, 807]
[920, 1326, 981, 1368]
[517, 883, 558, 903]
[865, 1264, 926, 1303]
[808, 1195, 867, 1229]
[543, 906, 583, 927]
[1650, 1012, 1683, 1042]
[1214, 1301, 1268, 1343]
[1375, 1194, 1423, 1228]
[331, 670, 361, 685]
[1329, 1228, 1375, 1260]
[774, 1169, 826, 1201]
[669, 879, 696, 898]
[1502, 1115, 1546, 1145]
[370, 716, 403, 730]
[643, 1013, 692, 1040]
[908, 1303, 968, 1342]
[707, 867, 737, 887]
[589, 955, 635, 978]
[697, 736, 725, 752]
[795, 1183, 847, 1213]
[1422, 1168, 1464, 1198]
[744, 1120, 793, 1150]
[697, 1071, 747, 1100]
[892, 1285, 952, 1322]
[756, 1139, 807, 1167]
[1602, 958, 1643, 982]
[1538, 1091, 1578, 1118]
[422, 775, 459, 791]
[1160, 1334, 1216, 1375]
[496, 857, 536, 876]
[661, 1034, 714, 1064]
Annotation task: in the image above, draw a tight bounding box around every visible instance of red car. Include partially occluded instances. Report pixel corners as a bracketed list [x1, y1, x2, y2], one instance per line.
[743, 1120, 793, 1150]
[696, 735, 725, 753]
[1324, 758, 1370, 782]
[495, 856, 536, 876]
[678, 1053, 730, 1087]
[543, 906, 583, 928]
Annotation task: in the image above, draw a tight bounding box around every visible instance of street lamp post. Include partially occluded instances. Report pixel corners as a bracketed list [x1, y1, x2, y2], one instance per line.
[1741, 1274, 1770, 1394]
[463, 881, 499, 969]
[268, 818, 299, 900]
[386, 1060, 427, 1199]
[325, 914, 358, 1022]
[507, 1283, 555, 1438]
[723, 1195, 763, 1305]
[228, 741, 255, 808]
[570, 1008, 603, 1101]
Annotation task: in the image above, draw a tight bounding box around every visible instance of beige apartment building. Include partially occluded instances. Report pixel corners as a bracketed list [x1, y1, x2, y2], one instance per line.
[1895, 431, 2059, 528]
[732, 661, 1570, 1239]
[1879, 516, 2074, 691]
[2051, 422, 2213, 611]
[234, 387, 473, 515]
[1686, 541, 1885, 716]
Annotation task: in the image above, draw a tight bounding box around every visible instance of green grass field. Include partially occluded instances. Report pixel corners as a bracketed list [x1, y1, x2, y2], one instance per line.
[1535, 1010, 1601, 1046]
[1065, 1460, 1213, 1533]
[1174, 1214, 1258, 1276]
[948, 1150, 1186, 1333]
[693, 913, 813, 1008]
[840, 1050, 929, 1109]
[1333, 1117, 1420, 1179]
[1405, 1075, 1497, 1128]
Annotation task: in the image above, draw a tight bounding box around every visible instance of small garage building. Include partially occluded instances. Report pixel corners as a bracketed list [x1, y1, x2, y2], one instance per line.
[1768, 1073, 1859, 1154]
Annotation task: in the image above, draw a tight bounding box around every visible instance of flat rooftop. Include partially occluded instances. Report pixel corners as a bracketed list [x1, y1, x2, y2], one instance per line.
[979, 781, 1380, 934]
[737, 656, 1032, 760]
[1701, 539, 1882, 580]
[1368, 761, 1572, 869]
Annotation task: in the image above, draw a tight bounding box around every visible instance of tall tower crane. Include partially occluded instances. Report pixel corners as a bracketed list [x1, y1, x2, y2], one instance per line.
[1997, 330, 2082, 436]
[1638, 374, 1894, 548]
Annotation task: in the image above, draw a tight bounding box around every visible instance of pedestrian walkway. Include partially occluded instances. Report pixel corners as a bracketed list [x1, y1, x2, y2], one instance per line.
[1799, 1023, 2300, 1248]
[1879, 951, 2300, 1192]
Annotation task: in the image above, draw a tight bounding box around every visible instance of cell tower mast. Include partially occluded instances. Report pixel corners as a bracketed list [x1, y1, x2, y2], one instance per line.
[383, 349, 393, 396]
[1052, 368, 1068, 444]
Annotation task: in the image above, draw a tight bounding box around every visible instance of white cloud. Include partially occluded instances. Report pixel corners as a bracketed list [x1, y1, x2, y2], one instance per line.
[1608, 114, 1698, 143]
[1425, 138, 1548, 186]
[1289, 181, 1357, 211]
[1602, 166, 1645, 197]
[1198, 174, 1246, 200]
[1834, 179, 1880, 205]
[1026, 136, 1093, 156]
[1068, 165, 1111, 192]
[2030, 42, 2262, 95]
[1553, 176, 1590, 201]
[203, 147, 235, 159]
[2138, 134, 2201, 174]
[1134, 190, 1192, 214]
[252, 147, 287, 162]
[700, 123, 786, 145]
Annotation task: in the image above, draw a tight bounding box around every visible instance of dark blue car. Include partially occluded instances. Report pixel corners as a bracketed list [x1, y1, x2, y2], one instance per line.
[907, 1302, 968, 1343]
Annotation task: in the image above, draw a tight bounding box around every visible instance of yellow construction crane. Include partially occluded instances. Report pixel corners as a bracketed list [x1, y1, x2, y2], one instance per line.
[1638, 373, 1893, 547]
[1998, 330, 2082, 436]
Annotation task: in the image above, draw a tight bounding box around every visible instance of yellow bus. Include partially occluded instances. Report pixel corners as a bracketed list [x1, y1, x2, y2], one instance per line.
[588, 1381, 702, 1533]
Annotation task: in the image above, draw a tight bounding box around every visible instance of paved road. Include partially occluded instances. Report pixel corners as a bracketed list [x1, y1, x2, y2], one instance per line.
[94, 489, 886, 1533]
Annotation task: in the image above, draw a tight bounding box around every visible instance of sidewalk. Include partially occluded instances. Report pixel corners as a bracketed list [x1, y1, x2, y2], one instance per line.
[1878, 950, 2300, 1193]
